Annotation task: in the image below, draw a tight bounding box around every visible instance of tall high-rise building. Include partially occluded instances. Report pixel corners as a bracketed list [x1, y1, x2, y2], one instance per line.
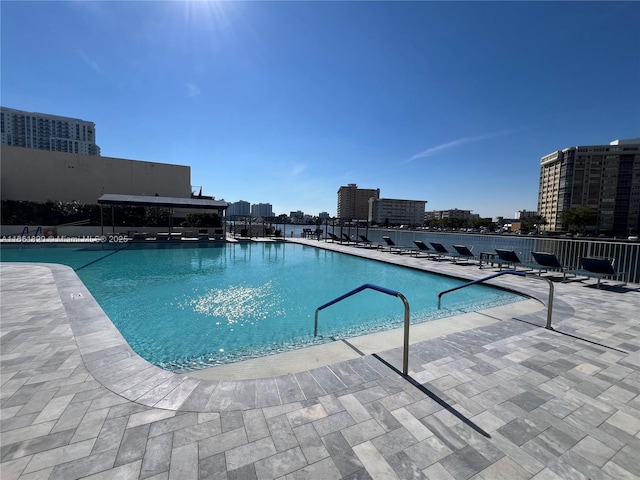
[251, 203, 274, 218]
[227, 200, 251, 217]
[337, 184, 379, 220]
[538, 139, 640, 234]
[1, 106, 100, 156]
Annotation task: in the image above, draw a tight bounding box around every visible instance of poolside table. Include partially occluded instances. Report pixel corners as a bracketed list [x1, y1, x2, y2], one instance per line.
[479, 252, 497, 269]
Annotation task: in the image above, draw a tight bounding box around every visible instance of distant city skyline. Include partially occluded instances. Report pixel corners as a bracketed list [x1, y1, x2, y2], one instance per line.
[2, 1, 638, 218]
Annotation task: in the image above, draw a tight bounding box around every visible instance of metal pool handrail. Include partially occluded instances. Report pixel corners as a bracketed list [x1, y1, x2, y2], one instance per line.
[437, 270, 555, 330]
[314, 283, 412, 376]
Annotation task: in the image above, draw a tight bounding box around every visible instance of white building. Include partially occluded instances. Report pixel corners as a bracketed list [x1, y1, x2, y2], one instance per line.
[1, 106, 100, 156]
[424, 209, 478, 221]
[369, 198, 426, 226]
[251, 203, 274, 218]
[514, 210, 537, 219]
[227, 200, 251, 217]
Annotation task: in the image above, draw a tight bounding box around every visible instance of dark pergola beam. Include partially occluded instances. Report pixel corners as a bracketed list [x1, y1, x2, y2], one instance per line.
[97, 193, 228, 210]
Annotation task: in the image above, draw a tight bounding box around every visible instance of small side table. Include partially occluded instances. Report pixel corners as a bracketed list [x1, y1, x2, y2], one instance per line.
[479, 252, 497, 269]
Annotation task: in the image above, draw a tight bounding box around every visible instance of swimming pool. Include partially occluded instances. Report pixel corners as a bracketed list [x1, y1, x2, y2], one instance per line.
[0, 242, 525, 371]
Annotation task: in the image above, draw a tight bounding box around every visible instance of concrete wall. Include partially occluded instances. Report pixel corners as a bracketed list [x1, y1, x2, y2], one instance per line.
[1, 145, 191, 203]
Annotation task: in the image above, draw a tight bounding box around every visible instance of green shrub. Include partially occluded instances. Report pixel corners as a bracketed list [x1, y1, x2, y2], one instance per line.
[1, 200, 176, 227]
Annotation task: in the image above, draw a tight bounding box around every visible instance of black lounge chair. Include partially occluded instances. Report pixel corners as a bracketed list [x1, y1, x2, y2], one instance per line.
[382, 236, 413, 254]
[493, 249, 522, 270]
[327, 232, 341, 243]
[341, 233, 356, 244]
[568, 257, 626, 288]
[358, 235, 380, 249]
[429, 242, 456, 261]
[527, 252, 570, 279]
[413, 240, 434, 258]
[452, 245, 477, 263]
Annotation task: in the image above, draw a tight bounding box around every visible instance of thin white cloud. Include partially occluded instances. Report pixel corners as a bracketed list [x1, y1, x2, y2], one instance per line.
[292, 164, 307, 176]
[403, 130, 521, 164]
[186, 83, 201, 97]
[77, 50, 101, 74]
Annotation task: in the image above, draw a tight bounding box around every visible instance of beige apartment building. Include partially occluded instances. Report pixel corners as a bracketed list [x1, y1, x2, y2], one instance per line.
[424, 209, 479, 221]
[337, 184, 379, 220]
[370, 198, 426, 226]
[538, 139, 640, 234]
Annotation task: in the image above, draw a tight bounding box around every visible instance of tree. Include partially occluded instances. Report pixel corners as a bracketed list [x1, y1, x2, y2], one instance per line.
[517, 215, 547, 234]
[561, 207, 597, 233]
[530, 215, 548, 234]
[468, 217, 495, 230]
[440, 217, 466, 229]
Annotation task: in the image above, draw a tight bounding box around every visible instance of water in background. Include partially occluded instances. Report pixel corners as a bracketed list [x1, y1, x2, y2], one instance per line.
[270, 224, 535, 259]
[365, 229, 535, 260]
[278, 224, 638, 283]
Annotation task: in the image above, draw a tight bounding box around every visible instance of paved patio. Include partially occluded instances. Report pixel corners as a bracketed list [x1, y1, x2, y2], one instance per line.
[1, 238, 640, 479]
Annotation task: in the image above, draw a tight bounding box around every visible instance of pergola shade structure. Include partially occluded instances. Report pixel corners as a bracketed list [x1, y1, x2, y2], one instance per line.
[97, 194, 228, 234]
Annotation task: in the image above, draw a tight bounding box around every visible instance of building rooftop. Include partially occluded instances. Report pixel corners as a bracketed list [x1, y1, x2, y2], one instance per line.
[610, 138, 640, 145]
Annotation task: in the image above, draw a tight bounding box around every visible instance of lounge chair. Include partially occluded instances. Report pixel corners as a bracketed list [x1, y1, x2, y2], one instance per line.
[413, 240, 435, 258]
[358, 235, 380, 249]
[132, 232, 149, 241]
[341, 233, 356, 244]
[213, 228, 226, 241]
[452, 245, 477, 263]
[382, 236, 413, 254]
[197, 228, 210, 241]
[493, 249, 522, 270]
[568, 257, 626, 288]
[327, 232, 341, 243]
[429, 242, 457, 261]
[527, 252, 570, 279]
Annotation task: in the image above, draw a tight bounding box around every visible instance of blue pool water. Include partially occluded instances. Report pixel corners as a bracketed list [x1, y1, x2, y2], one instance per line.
[1, 242, 524, 371]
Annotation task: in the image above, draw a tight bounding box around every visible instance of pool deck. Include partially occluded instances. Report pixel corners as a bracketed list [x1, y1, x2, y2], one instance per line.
[1, 238, 639, 480]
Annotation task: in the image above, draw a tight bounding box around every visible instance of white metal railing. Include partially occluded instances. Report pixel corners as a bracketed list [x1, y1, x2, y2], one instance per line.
[360, 228, 640, 284]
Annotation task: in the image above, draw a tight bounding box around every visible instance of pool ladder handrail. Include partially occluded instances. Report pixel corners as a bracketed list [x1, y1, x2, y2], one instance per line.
[314, 283, 412, 376]
[17, 226, 42, 240]
[437, 270, 555, 330]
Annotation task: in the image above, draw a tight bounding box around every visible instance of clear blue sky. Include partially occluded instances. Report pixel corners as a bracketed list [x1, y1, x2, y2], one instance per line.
[2, 1, 639, 219]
